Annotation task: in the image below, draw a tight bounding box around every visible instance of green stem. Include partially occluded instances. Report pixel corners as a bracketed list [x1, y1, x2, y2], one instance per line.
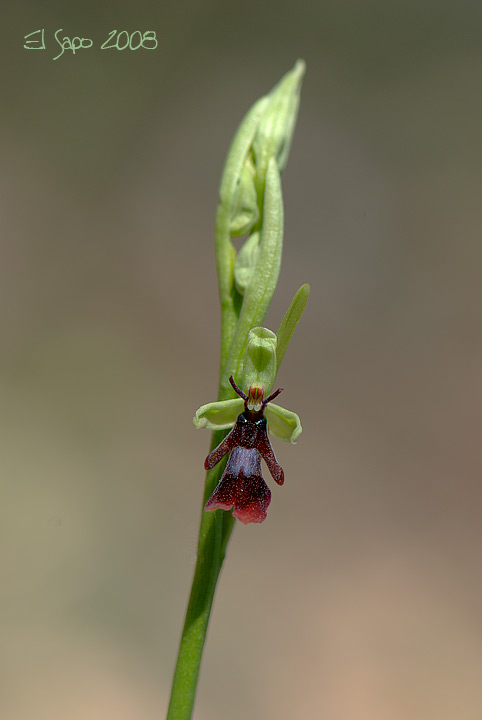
[166, 429, 229, 720]
[165, 511, 222, 720]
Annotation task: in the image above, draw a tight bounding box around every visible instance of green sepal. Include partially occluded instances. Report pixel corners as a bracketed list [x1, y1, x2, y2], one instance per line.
[193, 398, 244, 431]
[264, 402, 302, 444]
[242, 326, 277, 394]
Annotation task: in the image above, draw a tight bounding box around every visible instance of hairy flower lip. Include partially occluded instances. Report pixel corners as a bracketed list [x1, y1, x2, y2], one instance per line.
[204, 448, 272, 525]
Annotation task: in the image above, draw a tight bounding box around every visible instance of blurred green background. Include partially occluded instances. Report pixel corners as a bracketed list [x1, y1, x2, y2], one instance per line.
[1, 1, 481, 718]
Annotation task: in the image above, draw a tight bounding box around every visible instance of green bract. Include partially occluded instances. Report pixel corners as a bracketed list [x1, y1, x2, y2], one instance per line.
[276, 282, 310, 370]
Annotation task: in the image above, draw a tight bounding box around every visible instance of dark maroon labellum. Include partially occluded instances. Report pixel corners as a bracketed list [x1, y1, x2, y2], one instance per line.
[204, 376, 284, 524]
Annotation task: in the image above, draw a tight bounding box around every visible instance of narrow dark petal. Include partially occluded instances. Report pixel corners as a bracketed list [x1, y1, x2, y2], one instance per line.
[229, 375, 248, 401]
[263, 386, 283, 405]
[232, 476, 271, 524]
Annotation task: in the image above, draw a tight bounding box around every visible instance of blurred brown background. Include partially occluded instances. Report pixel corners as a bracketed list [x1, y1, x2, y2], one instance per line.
[1, 1, 481, 718]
